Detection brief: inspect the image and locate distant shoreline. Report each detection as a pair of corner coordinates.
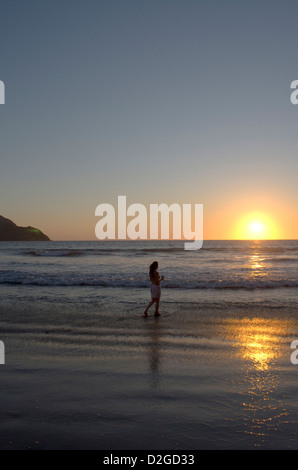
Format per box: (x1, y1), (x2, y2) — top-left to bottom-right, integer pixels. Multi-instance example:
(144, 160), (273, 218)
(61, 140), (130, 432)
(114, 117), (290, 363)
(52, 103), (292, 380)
(0, 215), (50, 242)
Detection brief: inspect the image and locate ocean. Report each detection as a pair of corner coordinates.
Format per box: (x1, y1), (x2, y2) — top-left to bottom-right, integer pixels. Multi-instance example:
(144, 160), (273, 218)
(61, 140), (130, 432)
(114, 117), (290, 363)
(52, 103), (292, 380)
(0, 240), (298, 449)
(1, 239), (298, 304)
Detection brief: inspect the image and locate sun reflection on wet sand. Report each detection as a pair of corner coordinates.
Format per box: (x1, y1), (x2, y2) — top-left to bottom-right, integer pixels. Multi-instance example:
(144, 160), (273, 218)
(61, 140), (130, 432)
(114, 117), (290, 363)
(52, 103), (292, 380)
(225, 317), (282, 371)
(223, 317), (293, 446)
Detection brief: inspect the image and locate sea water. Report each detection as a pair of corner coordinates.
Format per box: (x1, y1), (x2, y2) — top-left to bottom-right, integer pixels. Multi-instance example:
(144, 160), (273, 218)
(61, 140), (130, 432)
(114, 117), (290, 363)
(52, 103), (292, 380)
(0, 240), (298, 449)
(1, 239), (298, 306)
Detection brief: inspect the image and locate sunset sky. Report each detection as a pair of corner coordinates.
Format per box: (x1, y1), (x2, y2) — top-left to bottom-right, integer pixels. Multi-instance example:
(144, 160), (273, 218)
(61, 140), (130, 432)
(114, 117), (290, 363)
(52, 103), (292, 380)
(1, 0), (298, 240)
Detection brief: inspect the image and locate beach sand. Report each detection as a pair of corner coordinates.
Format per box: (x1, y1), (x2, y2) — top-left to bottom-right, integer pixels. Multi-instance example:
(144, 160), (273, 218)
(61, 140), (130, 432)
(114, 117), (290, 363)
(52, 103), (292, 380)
(0, 294), (298, 450)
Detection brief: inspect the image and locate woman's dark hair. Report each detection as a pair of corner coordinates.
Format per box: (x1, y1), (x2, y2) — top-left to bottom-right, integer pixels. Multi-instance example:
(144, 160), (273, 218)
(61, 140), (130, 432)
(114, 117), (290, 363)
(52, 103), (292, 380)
(149, 261), (158, 277)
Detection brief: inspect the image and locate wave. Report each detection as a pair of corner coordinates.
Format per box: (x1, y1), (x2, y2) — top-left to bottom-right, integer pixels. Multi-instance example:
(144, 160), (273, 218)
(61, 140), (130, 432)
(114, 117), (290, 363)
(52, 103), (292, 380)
(22, 249), (298, 265)
(22, 247), (193, 258)
(1, 272), (298, 290)
(26, 250), (84, 257)
(21, 243), (298, 257)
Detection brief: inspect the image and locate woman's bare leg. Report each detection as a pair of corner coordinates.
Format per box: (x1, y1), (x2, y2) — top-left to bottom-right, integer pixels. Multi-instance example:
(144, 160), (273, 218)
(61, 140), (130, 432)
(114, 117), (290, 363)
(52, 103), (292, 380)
(154, 299), (160, 316)
(144, 299), (156, 316)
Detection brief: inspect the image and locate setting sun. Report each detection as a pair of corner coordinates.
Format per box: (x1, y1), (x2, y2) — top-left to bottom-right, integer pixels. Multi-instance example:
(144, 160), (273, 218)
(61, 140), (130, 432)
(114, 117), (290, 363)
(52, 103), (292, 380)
(250, 222), (263, 234)
(234, 212), (279, 240)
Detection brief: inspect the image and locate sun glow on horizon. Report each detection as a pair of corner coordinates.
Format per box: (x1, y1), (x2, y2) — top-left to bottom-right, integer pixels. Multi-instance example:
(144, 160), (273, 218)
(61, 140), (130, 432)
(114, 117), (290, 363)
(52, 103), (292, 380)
(234, 212), (279, 240)
(250, 222), (263, 234)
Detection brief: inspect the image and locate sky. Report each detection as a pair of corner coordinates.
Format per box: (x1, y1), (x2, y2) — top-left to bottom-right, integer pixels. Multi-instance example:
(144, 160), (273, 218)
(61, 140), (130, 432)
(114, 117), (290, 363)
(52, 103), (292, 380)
(0, 0), (298, 240)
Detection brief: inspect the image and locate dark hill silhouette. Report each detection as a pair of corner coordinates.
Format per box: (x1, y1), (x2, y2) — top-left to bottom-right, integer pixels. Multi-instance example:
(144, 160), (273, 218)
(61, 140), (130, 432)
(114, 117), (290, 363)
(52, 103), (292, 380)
(0, 215), (50, 241)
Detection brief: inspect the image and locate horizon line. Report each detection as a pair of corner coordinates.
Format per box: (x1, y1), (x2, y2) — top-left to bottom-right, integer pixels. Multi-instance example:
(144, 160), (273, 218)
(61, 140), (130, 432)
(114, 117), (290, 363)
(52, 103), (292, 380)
(18, 238), (298, 242)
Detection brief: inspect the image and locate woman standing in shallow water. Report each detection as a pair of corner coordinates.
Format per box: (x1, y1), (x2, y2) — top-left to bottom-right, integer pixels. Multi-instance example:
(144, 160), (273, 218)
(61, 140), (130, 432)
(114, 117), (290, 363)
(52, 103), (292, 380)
(143, 261), (164, 317)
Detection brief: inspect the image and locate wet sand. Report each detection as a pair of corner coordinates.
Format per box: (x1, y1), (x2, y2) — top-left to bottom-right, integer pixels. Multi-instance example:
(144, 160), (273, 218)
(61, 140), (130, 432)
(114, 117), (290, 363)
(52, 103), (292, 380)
(0, 299), (298, 449)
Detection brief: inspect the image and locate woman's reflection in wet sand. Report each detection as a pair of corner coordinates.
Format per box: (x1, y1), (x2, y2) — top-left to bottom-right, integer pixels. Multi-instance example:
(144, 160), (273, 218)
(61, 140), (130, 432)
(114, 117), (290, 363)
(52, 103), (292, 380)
(146, 318), (163, 390)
